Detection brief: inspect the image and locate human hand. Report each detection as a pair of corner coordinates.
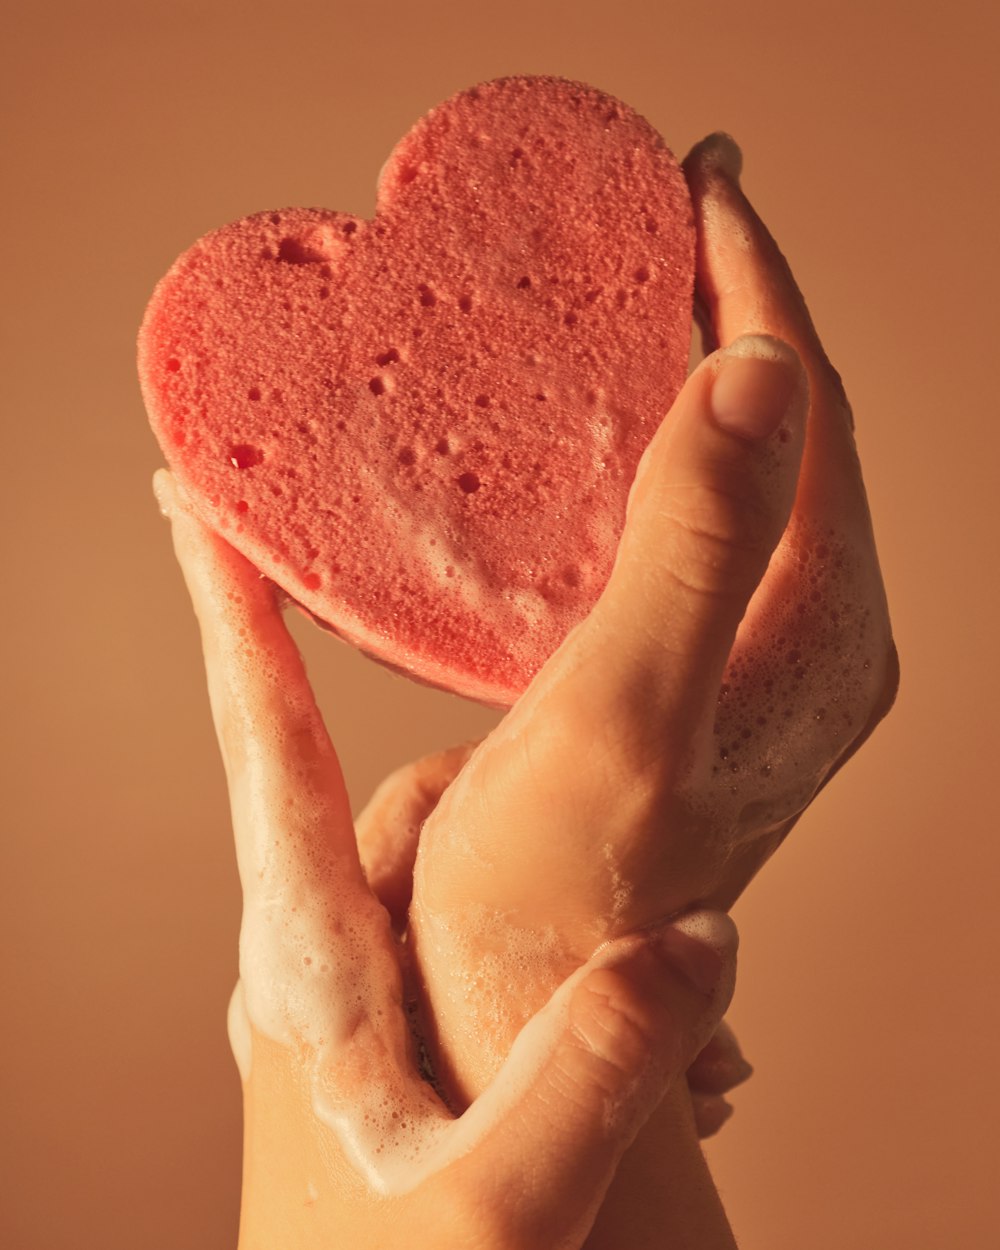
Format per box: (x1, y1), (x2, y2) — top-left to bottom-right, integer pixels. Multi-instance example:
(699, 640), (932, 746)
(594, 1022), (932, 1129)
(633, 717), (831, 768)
(157, 131), (895, 1249)
(355, 741), (754, 1141)
(393, 134), (895, 1246)
(157, 472), (738, 1249)
(408, 130), (897, 1093)
(687, 1020), (754, 1137)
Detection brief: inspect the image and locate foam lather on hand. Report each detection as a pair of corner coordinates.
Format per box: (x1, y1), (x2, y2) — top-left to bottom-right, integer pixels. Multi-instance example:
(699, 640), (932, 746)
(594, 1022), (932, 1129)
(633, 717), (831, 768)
(139, 76), (695, 705)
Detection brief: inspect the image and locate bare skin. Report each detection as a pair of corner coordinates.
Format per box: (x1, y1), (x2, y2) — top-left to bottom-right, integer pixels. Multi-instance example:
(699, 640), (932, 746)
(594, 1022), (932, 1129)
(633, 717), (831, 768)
(355, 742), (753, 1138)
(402, 133), (897, 1246)
(158, 133), (896, 1248)
(159, 477), (742, 1249)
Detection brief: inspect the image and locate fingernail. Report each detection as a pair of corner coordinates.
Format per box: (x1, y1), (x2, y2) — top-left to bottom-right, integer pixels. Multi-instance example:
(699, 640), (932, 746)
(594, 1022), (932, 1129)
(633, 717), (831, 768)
(657, 910), (738, 998)
(710, 334), (803, 441)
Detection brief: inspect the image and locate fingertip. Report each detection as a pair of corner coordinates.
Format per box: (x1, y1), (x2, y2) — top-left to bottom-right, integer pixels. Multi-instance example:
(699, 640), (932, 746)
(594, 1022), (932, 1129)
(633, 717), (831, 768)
(683, 137), (842, 406)
(656, 910), (738, 1004)
(684, 132), (743, 185)
(688, 1020), (754, 1097)
(153, 469), (201, 534)
(695, 1053), (754, 1094)
(152, 467), (176, 519)
(708, 334), (808, 443)
(692, 1094), (734, 1139)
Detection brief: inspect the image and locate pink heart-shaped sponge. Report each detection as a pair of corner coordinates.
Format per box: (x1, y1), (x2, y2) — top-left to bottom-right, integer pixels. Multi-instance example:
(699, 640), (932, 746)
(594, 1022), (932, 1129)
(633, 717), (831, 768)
(139, 77), (695, 706)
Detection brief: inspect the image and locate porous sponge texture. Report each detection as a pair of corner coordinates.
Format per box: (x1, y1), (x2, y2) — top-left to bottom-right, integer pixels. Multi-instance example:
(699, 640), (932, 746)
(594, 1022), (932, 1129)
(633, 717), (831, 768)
(139, 76), (695, 706)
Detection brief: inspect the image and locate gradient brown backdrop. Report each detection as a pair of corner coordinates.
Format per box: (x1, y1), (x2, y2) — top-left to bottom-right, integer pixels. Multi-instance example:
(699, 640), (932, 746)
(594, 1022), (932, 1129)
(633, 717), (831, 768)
(4, 1), (997, 1246)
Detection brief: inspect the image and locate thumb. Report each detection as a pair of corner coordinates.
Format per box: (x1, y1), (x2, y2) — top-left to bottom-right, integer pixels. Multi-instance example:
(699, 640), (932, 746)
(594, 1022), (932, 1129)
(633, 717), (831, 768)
(587, 335), (808, 744)
(469, 911), (738, 1248)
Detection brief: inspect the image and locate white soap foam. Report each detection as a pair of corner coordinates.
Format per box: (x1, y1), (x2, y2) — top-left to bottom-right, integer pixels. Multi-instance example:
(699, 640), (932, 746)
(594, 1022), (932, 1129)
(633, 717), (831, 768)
(210, 443), (889, 1202)
(195, 534), (452, 1184)
(213, 555), (559, 1192)
(308, 934), (644, 1194)
(229, 689), (586, 1196)
(679, 518), (894, 842)
(227, 980), (253, 1082)
(602, 840), (635, 921)
(409, 897), (574, 1082)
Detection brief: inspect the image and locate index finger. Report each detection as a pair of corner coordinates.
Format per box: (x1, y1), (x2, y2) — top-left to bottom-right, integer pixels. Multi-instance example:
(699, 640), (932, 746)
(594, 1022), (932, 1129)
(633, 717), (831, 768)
(683, 134), (850, 417)
(155, 469), (358, 874)
(681, 136), (898, 840)
(416, 142), (896, 950)
(683, 134), (872, 527)
(155, 470), (395, 1056)
(684, 134), (895, 685)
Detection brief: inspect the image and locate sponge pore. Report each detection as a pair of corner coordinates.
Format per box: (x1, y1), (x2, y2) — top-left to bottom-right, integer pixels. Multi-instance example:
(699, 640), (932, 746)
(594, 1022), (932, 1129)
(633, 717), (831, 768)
(139, 76), (695, 706)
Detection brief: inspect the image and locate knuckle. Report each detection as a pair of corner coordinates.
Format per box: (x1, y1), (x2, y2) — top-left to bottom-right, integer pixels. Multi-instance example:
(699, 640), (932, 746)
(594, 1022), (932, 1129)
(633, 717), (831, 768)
(568, 969), (663, 1086)
(665, 479), (779, 568)
(625, 477), (783, 609)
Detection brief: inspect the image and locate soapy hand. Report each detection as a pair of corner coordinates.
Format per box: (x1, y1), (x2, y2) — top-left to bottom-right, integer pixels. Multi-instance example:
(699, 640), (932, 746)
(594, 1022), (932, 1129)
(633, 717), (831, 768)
(355, 739), (753, 1139)
(158, 471), (738, 1249)
(407, 133), (898, 1106)
(158, 133), (895, 1250)
(390, 134), (896, 1245)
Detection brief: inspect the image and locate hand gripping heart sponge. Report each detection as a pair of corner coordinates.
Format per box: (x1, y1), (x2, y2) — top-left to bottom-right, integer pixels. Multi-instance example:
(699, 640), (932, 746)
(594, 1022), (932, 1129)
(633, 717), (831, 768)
(139, 77), (695, 706)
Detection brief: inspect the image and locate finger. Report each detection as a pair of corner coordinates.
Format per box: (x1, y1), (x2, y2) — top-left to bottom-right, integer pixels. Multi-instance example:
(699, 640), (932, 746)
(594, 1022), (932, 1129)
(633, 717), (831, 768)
(692, 1094), (734, 1139)
(414, 339), (807, 946)
(682, 134), (882, 537)
(155, 469), (358, 871)
(686, 1018), (753, 1096)
(463, 911), (737, 1248)
(683, 133), (848, 418)
(155, 471), (395, 1052)
(354, 742), (479, 929)
(682, 137), (898, 776)
(574, 334), (808, 755)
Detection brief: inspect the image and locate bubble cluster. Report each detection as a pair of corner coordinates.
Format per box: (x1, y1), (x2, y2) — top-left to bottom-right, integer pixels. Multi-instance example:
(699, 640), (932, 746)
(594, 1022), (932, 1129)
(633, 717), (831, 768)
(693, 521), (892, 840)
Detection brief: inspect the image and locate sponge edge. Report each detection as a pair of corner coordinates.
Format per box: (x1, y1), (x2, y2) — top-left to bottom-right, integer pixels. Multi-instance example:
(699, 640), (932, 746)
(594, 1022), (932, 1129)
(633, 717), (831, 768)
(139, 76), (695, 706)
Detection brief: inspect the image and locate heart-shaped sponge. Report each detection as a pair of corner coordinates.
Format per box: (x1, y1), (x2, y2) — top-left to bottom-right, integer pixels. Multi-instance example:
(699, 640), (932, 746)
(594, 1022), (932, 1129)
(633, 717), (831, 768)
(139, 77), (695, 706)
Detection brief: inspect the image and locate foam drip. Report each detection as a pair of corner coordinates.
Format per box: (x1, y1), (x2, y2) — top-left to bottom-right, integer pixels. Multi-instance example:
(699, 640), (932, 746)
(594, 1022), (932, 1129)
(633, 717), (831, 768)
(206, 546), (573, 1192)
(307, 936), (639, 1193)
(236, 781), (605, 1195)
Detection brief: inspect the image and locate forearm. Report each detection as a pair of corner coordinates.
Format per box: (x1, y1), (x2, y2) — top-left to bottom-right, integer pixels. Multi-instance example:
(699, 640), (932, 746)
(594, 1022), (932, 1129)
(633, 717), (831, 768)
(238, 999), (736, 1250)
(585, 1083), (736, 1250)
(409, 905), (737, 1250)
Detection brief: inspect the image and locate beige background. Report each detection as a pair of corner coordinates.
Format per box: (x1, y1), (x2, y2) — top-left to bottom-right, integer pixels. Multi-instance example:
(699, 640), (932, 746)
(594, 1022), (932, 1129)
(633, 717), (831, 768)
(4, 1), (998, 1246)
